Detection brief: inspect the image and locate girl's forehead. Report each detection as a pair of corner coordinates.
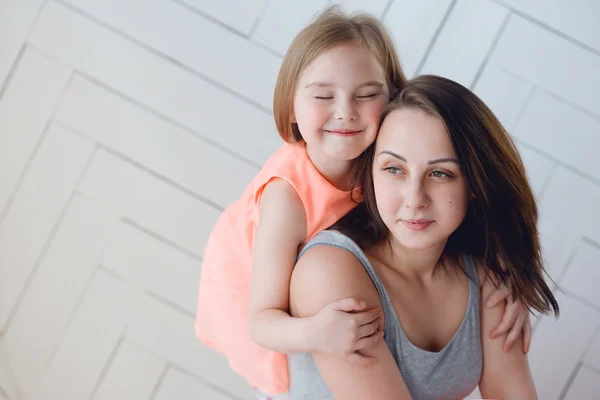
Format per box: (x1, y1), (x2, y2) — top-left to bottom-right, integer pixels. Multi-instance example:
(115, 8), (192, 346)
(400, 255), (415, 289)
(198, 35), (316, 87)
(299, 44), (385, 82)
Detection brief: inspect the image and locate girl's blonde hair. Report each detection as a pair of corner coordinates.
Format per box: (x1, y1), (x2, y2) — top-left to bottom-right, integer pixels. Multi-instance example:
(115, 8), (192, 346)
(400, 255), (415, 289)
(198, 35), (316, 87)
(273, 6), (406, 143)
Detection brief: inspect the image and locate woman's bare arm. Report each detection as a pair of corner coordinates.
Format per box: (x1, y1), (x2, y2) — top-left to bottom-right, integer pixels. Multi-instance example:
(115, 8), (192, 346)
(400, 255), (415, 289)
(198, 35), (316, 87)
(290, 244), (413, 400)
(478, 274), (537, 399)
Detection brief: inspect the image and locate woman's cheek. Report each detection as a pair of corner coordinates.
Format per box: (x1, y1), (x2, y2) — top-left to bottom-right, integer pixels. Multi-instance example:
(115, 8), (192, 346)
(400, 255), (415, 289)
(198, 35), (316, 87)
(376, 190), (400, 223)
(444, 191), (469, 224)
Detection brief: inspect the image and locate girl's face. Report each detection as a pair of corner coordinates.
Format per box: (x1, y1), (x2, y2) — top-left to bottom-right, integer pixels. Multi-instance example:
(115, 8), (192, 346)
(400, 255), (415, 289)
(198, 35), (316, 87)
(372, 108), (471, 251)
(293, 43), (389, 162)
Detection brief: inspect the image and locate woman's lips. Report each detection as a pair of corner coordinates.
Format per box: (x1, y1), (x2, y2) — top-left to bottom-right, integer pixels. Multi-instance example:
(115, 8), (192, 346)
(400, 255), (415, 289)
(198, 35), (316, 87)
(402, 219), (434, 231)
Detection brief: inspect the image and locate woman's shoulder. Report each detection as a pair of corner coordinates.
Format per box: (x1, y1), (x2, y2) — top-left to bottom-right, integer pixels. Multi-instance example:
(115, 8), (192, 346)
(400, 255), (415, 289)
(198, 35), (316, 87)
(470, 257), (502, 291)
(301, 230), (363, 255)
(448, 252), (485, 290)
(290, 231), (381, 317)
(296, 231), (367, 281)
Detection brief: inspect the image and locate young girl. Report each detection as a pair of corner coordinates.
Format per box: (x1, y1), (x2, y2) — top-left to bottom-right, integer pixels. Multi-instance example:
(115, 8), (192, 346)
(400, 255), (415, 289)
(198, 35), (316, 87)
(194, 6), (530, 398)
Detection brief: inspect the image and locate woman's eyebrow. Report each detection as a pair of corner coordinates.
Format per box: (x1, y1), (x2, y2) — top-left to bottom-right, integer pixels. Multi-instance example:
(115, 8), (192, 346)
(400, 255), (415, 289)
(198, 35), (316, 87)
(377, 151), (459, 165)
(428, 158), (460, 165)
(377, 150), (407, 161)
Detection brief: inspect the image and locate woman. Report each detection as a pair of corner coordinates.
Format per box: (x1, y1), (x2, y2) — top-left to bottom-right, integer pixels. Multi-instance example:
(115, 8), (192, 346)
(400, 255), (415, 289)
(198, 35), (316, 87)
(288, 75), (559, 399)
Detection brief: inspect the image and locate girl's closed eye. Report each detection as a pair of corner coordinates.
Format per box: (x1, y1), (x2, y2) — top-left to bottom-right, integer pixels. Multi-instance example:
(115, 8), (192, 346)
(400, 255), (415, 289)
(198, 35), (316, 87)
(357, 92), (382, 99)
(314, 92), (381, 100)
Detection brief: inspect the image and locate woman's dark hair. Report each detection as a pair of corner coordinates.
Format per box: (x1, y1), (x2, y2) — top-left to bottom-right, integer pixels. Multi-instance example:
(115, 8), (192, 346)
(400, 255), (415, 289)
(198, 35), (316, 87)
(335, 75), (559, 316)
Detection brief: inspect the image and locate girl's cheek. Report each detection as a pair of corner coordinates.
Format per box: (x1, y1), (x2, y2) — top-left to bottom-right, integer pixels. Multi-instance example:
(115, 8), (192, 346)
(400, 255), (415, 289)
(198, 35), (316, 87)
(373, 99), (387, 114)
(364, 98), (386, 114)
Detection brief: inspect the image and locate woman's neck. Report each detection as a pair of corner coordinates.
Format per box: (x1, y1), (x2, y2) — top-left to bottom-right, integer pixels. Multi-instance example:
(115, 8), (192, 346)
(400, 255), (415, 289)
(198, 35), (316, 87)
(373, 237), (449, 283)
(305, 144), (355, 191)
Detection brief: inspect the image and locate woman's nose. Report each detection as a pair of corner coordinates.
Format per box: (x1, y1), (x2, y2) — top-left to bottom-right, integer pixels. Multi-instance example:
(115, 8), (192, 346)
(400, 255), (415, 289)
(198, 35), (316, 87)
(404, 180), (429, 210)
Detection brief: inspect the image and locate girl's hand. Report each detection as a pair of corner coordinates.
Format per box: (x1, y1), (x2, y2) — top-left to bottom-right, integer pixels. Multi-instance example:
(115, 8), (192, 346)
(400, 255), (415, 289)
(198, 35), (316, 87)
(486, 286), (532, 354)
(307, 297), (384, 365)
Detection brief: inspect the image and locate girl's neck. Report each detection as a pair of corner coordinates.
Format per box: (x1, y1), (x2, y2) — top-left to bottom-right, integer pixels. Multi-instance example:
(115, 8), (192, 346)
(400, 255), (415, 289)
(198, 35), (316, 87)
(305, 144), (355, 191)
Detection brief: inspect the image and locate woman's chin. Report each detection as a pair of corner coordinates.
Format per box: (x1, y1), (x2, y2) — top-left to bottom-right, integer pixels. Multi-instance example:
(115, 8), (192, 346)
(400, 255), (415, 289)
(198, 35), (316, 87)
(391, 232), (446, 252)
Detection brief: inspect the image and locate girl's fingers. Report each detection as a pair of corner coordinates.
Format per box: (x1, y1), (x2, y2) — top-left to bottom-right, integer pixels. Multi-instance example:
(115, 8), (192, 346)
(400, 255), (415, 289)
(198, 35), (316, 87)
(354, 308), (383, 326)
(354, 330), (384, 351)
(523, 313), (532, 354)
(356, 318), (380, 339)
(486, 286), (510, 308)
(490, 300), (519, 338)
(504, 313), (525, 352)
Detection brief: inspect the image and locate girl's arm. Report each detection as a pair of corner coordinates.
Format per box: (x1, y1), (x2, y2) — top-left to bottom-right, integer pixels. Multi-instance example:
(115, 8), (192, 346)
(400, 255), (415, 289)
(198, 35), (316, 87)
(248, 179), (311, 353)
(249, 179), (382, 356)
(290, 244), (413, 400)
(478, 276), (537, 399)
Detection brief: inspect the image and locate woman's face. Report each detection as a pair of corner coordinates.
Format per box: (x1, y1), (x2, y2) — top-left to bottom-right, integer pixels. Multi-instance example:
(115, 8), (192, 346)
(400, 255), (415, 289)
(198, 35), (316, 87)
(372, 108), (471, 251)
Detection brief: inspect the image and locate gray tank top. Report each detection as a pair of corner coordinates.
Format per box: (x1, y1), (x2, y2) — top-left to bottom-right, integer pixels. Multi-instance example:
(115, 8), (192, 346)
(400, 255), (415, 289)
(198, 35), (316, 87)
(289, 230), (482, 400)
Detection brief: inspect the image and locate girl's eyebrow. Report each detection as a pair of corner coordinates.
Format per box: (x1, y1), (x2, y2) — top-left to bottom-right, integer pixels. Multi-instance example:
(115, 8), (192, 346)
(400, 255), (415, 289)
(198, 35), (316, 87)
(377, 150), (459, 165)
(304, 80), (384, 89)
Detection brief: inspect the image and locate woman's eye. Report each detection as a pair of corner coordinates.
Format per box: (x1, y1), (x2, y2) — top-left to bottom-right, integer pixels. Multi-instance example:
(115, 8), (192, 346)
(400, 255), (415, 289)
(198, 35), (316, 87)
(432, 170), (451, 178)
(314, 96), (333, 100)
(384, 166), (402, 175)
